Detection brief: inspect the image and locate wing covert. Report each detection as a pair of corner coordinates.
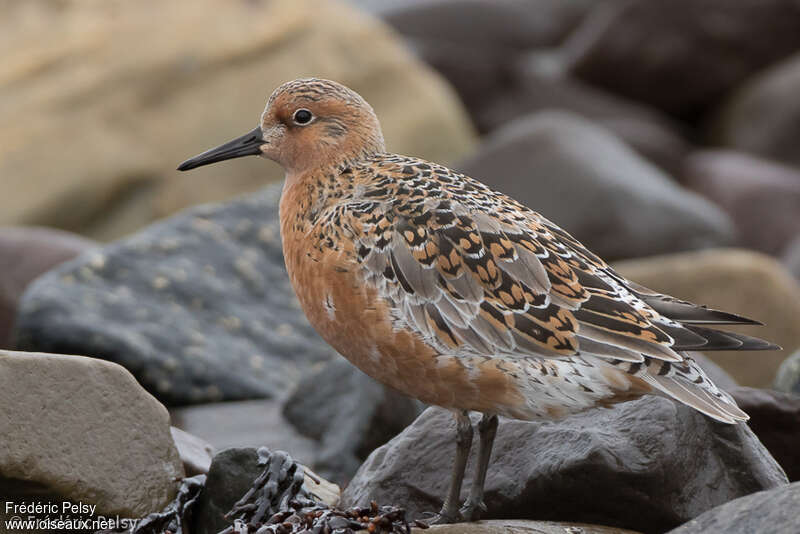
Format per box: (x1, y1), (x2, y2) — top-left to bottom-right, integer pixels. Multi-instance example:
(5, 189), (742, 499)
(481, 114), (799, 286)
(336, 155), (768, 365)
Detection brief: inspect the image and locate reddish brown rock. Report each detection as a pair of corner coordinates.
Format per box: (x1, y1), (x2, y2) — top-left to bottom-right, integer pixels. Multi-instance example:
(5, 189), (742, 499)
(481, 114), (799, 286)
(682, 150), (800, 255)
(0, 226), (96, 347)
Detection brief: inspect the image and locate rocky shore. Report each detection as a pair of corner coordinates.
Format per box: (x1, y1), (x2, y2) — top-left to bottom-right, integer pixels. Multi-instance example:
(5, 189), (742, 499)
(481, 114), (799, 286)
(2, 1), (799, 533)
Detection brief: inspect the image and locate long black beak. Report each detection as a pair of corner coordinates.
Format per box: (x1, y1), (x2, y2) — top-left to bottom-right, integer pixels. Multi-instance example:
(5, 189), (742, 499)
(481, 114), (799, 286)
(177, 126), (264, 171)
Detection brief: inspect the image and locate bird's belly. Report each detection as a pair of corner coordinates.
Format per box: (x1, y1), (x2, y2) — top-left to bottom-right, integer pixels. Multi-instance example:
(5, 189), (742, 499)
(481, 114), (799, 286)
(283, 250), (521, 413)
(284, 249), (648, 419)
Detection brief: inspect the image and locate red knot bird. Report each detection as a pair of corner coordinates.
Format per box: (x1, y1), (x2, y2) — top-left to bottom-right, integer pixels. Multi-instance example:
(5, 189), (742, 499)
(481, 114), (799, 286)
(178, 78), (778, 524)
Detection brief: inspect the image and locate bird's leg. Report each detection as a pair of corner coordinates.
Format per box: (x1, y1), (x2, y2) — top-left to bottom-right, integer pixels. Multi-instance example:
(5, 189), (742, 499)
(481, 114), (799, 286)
(432, 411), (473, 524)
(460, 413), (498, 521)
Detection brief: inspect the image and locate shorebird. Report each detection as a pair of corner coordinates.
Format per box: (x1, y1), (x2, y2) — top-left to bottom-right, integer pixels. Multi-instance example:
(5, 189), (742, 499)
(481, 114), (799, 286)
(178, 78), (778, 524)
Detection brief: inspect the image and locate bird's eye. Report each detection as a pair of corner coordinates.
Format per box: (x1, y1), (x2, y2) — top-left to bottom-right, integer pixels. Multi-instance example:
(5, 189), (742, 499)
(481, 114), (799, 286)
(293, 109), (313, 125)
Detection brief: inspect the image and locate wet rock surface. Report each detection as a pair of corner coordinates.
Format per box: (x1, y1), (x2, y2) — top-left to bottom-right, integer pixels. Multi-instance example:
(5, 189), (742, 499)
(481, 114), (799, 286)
(0, 349), (183, 518)
(14, 184), (336, 405)
(457, 111), (734, 262)
(341, 401), (787, 534)
(283, 358), (423, 485)
(667, 481), (800, 534)
(614, 249), (800, 388)
(171, 398), (319, 465)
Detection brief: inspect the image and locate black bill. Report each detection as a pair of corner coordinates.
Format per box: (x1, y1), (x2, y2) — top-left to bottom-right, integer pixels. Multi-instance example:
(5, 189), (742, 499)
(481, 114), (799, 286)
(177, 126), (263, 171)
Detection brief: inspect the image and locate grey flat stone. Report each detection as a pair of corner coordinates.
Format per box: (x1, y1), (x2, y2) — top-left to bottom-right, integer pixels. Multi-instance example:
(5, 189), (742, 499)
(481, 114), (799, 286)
(14, 184), (337, 405)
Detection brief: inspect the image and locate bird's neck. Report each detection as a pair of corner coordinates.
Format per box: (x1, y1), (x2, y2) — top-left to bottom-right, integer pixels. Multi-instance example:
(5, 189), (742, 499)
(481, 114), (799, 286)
(279, 161), (357, 237)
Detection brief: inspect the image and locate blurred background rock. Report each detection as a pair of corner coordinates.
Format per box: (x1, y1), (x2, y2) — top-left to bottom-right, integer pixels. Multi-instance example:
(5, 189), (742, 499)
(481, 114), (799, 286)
(0, 0), (476, 241)
(2, 0), (800, 527)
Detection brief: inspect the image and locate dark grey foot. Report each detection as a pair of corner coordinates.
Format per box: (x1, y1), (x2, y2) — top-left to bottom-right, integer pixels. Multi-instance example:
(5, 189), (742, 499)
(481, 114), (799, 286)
(424, 508), (464, 525)
(460, 498), (487, 522)
(423, 411), (474, 526)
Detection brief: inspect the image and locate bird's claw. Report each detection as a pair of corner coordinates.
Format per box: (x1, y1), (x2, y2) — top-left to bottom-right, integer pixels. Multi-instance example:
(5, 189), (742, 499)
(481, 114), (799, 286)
(420, 509), (463, 525)
(459, 499), (487, 522)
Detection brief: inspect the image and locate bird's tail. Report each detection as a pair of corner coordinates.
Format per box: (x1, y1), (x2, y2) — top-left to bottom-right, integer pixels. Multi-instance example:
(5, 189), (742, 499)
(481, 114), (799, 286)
(640, 355), (748, 424)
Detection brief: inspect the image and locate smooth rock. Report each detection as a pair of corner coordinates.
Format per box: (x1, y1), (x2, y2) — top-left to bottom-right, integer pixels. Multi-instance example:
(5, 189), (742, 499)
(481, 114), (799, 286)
(667, 481), (800, 534)
(193, 448), (340, 534)
(341, 401), (786, 533)
(711, 51), (800, 167)
(171, 398), (318, 466)
(0, 0), (475, 240)
(385, 0), (588, 50)
(283, 358), (423, 484)
(477, 73), (689, 173)
(171, 426), (214, 477)
(14, 184), (336, 405)
(774, 349), (800, 395)
(193, 448), (260, 534)
(614, 249), (800, 388)
(382, 0), (594, 116)
(457, 111), (735, 261)
(566, 0), (800, 118)
(0, 227), (96, 348)
(415, 520), (641, 534)
(730, 387), (800, 482)
(782, 236), (800, 281)
(0, 350), (183, 518)
(682, 150), (800, 255)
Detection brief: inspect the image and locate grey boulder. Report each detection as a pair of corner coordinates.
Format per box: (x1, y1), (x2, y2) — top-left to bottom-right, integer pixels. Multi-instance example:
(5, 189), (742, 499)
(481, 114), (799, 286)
(567, 0), (800, 118)
(711, 51), (800, 168)
(731, 387), (800, 482)
(0, 350), (183, 518)
(682, 150), (800, 256)
(458, 111), (735, 261)
(667, 481), (800, 534)
(13, 183), (337, 405)
(382, 0), (593, 117)
(283, 358), (423, 484)
(774, 349), (800, 396)
(417, 520), (642, 534)
(782, 236), (800, 281)
(476, 72), (690, 174)
(193, 447), (339, 534)
(341, 398), (787, 533)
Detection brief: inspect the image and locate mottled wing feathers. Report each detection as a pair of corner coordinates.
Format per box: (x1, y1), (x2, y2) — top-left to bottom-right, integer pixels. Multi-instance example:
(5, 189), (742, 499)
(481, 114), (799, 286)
(335, 154), (774, 370)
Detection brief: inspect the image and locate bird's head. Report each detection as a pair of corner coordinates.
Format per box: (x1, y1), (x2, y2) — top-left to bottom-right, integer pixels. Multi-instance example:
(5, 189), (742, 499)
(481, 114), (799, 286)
(177, 78), (385, 175)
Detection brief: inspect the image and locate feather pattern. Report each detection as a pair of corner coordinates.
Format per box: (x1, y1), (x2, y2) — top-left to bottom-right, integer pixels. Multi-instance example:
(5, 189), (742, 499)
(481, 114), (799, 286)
(186, 78), (776, 430)
(300, 153), (775, 423)
(334, 155), (772, 365)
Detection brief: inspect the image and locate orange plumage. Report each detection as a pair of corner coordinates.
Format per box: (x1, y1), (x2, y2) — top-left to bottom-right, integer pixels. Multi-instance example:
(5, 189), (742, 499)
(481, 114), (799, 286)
(178, 78), (778, 523)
